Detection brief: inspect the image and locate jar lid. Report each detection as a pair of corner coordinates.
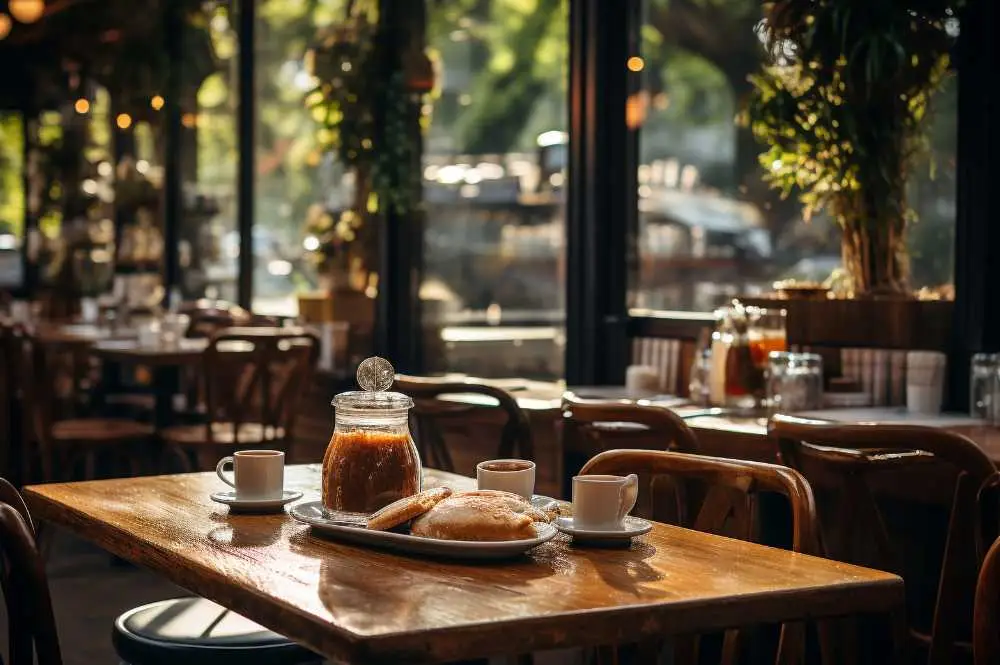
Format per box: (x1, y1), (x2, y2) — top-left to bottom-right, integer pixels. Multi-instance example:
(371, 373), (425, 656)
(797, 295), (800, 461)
(332, 356), (413, 412)
(333, 390), (413, 411)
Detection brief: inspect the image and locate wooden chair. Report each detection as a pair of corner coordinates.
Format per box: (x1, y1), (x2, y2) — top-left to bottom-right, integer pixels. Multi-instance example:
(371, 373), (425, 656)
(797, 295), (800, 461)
(19, 329), (153, 482)
(975, 536), (1000, 665)
(0, 476), (62, 665)
(392, 375), (534, 473)
(770, 414), (1000, 665)
(972, 538), (1000, 665)
(0, 477), (320, 665)
(561, 396), (700, 499)
(580, 448), (820, 665)
(160, 327), (319, 470)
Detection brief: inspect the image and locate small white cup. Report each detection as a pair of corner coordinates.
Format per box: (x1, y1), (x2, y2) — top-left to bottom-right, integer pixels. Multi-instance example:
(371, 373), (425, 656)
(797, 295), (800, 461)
(80, 297), (99, 324)
(907, 383), (943, 415)
(625, 365), (660, 396)
(216, 450), (285, 500)
(476, 459), (536, 499)
(572, 474), (639, 530)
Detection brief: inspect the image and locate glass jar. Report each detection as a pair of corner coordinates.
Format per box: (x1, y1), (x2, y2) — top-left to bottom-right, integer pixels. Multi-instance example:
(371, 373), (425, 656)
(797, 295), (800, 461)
(767, 352), (823, 413)
(708, 307), (732, 406)
(322, 390), (421, 513)
(970, 353), (999, 421)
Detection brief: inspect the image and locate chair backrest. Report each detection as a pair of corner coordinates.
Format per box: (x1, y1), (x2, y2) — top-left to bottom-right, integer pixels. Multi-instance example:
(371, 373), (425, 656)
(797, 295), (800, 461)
(0, 477), (62, 665)
(202, 327), (319, 445)
(392, 375), (533, 473)
(975, 536), (1000, 665)
(17, 330), (93, 448)
(562, 396), (700, 499)
(770, 414), (1000, 665)
(580, 449), (818, 664)
(631, 337), (698, 396)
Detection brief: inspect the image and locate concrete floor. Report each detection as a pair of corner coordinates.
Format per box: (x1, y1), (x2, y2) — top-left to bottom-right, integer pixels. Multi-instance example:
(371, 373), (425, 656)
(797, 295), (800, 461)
(1, 529), (184, 665)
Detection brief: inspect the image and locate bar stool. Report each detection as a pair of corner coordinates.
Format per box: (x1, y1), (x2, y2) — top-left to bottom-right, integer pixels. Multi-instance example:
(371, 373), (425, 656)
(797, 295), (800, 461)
(112, 597), (321, 665)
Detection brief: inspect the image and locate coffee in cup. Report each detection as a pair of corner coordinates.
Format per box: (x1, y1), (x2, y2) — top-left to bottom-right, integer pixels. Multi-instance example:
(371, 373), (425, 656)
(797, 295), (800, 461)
(572, 474), (639, 530)
(476, 459), (536, 499)
(216, 450), (285, 500)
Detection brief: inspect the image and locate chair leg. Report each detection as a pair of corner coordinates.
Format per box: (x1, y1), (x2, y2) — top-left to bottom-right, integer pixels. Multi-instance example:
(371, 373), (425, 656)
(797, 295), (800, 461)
(35, 519), (55, 563)
(83, 451), (97, 480)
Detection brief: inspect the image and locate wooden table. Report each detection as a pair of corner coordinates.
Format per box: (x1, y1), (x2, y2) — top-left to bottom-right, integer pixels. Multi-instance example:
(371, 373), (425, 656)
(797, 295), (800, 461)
(91, 338), (209, 366)
(91, 339), (209, 427)
(25, 466), (904, 664)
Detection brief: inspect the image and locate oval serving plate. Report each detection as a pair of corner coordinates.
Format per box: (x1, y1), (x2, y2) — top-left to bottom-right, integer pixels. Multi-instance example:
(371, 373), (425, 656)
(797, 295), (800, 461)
(290, 501), (558, 560)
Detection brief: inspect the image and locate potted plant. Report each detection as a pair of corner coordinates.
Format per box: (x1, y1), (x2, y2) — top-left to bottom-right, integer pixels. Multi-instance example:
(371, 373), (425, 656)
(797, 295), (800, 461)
(743, 0), (960, 296)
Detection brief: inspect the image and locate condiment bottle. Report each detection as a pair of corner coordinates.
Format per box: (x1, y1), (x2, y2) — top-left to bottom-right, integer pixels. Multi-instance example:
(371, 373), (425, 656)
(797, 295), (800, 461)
(322, 357), (421, 513)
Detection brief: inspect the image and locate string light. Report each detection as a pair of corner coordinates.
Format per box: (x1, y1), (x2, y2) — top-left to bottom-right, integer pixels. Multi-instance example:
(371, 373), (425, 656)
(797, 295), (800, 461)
(150, 95), (164, 110)
(0, 14), (12, 40)
(116, 113), (132, 130)
(9, 0), (45, 24)
(74, 98), (90, 114)
(626, 56), (645, 72)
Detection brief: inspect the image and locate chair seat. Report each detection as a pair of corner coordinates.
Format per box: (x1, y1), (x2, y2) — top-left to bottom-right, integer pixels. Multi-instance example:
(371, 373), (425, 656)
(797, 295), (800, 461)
(105, 393), (157, 411)
(52, 418), (154, 442)
(113, 597), (320, 665)
(160, 422), (286, 447)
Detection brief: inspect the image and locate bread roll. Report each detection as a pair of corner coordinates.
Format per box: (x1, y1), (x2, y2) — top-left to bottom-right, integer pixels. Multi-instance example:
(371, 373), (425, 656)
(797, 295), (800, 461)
(366, 487), (453, 531)
(410, 491), (543, 541)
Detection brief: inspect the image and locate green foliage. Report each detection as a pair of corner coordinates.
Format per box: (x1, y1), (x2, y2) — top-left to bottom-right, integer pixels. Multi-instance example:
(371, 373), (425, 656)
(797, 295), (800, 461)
(742, 0), (961, 292)
(305, 0), (421, 217)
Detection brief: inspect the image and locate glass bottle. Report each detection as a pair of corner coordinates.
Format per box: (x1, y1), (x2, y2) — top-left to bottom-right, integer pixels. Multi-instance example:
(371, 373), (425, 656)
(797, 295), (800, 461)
(970, 353), (999, 421)
(322, 358), (421, 513)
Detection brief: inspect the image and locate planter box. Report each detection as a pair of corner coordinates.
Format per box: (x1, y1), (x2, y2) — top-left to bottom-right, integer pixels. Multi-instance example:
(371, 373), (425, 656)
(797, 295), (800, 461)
(743, 297), (953, 351)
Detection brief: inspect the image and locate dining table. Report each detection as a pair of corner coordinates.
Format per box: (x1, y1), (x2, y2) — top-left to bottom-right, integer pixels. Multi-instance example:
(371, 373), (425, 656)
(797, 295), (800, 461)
(91, 338), (209, 427)
(24, 465), (905, 664)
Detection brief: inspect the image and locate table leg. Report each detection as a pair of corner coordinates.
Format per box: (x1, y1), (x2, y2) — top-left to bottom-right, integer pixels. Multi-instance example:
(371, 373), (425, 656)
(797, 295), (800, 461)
(152, 367), (181, 429)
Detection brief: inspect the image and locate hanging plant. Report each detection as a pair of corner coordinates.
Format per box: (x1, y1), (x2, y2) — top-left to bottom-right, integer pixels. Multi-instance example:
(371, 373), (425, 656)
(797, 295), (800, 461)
(302, 0), (429, 284)
(742, 0), (960, 296)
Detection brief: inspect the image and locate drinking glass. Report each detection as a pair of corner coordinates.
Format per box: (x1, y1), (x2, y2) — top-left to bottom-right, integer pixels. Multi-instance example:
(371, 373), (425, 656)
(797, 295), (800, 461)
(748, 308), (788, 368)
(688, 348), (712, 406)
(970, 353), (999, 421)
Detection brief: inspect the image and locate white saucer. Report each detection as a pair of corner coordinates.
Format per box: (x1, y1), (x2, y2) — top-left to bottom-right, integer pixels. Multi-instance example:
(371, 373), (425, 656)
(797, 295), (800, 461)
(554, 515), (652, 544)
(210, 490), (304, 513)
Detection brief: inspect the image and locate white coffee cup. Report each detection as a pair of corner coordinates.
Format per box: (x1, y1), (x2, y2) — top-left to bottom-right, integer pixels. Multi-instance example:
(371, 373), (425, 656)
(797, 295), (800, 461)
(476, 459), (536, 499)
(572, 474), (639, 530)
(216, 450), (285, 500)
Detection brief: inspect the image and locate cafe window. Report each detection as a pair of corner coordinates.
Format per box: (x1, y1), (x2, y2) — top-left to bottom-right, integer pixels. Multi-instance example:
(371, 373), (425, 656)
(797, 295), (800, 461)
(632, 0), (958, 313)
(184, 0), (240, 302)
(0, 113), (24, 288)
(421, 0), (569, 379)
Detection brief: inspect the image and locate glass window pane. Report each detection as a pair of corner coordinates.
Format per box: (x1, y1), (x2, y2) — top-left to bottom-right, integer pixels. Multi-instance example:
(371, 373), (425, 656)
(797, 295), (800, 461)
(634, 0), (957, 312)
(422, 0), (568, 379)
(253, 0), (341, 317)
(0, 113), (25, 288)
(183, 0), (239, 302)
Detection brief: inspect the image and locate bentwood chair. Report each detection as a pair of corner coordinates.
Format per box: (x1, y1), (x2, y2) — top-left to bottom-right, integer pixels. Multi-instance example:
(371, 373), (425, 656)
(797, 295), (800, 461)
(561, 396), (700, 501)
(392, 375), (534, 473)
(579, 449), (821, 665)
(771, 414), (1000, 665)
(975, 536), (1000, 665)
(19, 328), (153, 482)
(160, 327), (319, 470)
(0, 476), (320, 665)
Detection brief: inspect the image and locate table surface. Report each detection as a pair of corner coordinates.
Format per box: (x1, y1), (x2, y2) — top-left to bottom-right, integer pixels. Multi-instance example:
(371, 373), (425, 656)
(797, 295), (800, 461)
(90, 338), (209, 365)
(25, 466), (903, 664)
(449, 382), (1000, 464)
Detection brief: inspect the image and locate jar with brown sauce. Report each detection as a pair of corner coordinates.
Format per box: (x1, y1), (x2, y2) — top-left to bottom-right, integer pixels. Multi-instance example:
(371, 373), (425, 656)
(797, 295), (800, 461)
(322, 358), (421, 513)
